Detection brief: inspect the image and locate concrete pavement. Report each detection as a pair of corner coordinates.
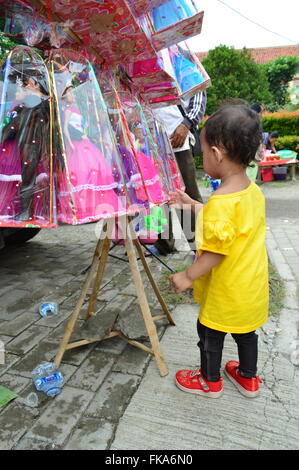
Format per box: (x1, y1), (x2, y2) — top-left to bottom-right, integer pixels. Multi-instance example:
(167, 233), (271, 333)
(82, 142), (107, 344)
(110, 180), (299, 451)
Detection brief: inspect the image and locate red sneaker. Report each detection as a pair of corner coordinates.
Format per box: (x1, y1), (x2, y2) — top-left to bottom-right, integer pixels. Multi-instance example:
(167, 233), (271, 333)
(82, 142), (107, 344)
(225, 361), (262, 398)
(175, 368), (223, 398)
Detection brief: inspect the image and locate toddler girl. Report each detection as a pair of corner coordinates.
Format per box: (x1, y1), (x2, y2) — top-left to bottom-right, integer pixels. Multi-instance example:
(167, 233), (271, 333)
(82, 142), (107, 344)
(170, 105), (269, 398)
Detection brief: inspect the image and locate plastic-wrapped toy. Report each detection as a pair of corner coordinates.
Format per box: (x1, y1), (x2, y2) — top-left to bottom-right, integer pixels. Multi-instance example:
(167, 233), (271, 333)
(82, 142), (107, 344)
(126, 55), (176, 87)
(149, 0), (204, 50)
(2, 1), (74, 49)
(132, 205), (168, 244)
(205, 175), (221, 192)
(104, 89), (168, 208)
(144, 206), (168, 233)
(49, 51), (127, 224)
(0, 46), (56, 228)
(144, 108), (184, 193)
(167, 43), (211, 98)
(125, 53), (181, 107)
(151, 0), (199, 31)
(39, 0), (156, 64)
(127, 0), (170, 17)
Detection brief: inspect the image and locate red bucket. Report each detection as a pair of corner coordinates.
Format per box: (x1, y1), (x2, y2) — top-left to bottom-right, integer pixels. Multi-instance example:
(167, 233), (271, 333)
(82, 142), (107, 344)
(261, 167), (273, 182)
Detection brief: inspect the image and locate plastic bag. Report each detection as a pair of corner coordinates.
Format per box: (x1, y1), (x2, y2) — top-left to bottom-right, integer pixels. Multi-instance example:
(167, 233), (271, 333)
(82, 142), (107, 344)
(0, 46), (56, 228)
(167, 43), (211, 98)
(49, 50), (128, 224)
(151, 0), (200, 32)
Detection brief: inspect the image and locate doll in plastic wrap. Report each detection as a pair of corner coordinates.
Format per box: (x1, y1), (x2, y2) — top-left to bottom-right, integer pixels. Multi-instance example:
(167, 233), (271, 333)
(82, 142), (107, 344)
(147, 114), (184, 193)
(0, 72), (51, 223)
(0, 84), (25, 219)
(151, 0), (198, 31)
(106, 93), (166, 208)
(121, 120), (166, 204)
(169, 44), (204, 95)
(57, 86), (123, 224)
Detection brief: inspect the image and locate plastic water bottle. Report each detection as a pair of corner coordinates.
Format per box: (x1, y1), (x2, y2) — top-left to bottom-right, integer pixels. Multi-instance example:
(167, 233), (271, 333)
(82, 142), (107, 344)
(32, 362), (64, 397)
(39, 302), (58, 318)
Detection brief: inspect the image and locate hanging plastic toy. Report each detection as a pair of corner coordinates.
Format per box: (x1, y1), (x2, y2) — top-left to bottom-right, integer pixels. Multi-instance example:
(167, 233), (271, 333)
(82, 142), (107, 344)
(144, 206), (168, 232)
(151, 0), (198, 32)
(49, 50), (129, 224)
(104, 89), (168, 209)
(0, 45), (56, 228)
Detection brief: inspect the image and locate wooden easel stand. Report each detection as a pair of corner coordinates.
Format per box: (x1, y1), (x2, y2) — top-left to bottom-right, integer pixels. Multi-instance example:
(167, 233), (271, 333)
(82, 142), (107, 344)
(54, 217), (175, 376)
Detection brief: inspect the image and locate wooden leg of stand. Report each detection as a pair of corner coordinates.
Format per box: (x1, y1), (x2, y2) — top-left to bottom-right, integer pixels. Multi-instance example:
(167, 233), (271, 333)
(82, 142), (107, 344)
(54, 238), (104, 367)
(133, 238), (175, 326)
(86, 236), (111, 319)
(125, 233), (168, 377)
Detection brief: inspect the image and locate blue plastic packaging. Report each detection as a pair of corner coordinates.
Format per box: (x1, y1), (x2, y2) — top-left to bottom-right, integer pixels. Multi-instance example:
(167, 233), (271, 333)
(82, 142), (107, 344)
(151, 0), (197, 32)
(209, 177), (221, 192)
(170, 47), (204, 94)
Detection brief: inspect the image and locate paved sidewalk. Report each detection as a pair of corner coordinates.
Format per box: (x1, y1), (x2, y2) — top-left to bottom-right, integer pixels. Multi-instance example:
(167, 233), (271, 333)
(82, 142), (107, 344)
(110, 181), (299, 450)
(0, 221), (193, 450)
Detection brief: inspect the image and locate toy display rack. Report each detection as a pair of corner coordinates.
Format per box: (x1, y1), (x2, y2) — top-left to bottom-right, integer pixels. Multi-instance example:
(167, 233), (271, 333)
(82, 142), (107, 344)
(54, 216), (175, 377)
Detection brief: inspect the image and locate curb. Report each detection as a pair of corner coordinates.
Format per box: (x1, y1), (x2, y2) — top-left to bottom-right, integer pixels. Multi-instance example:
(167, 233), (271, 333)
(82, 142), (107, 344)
(266, 228), (299, 365)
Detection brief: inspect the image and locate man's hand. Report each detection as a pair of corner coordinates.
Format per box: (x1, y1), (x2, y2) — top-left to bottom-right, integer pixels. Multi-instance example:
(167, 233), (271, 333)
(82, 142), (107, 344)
(170, 123), (189, 149)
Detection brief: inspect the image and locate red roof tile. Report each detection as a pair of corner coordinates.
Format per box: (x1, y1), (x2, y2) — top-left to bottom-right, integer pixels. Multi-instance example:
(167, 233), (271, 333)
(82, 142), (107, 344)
(196, 45), (299, 64)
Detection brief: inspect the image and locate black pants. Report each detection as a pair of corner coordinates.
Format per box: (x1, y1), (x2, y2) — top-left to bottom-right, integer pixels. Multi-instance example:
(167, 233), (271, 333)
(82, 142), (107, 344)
(155, 148), (202, 254)
(197, 321), (258, 382)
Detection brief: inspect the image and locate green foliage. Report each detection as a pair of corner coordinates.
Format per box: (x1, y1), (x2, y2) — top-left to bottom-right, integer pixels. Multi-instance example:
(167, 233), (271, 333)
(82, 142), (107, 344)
(262, 112), (299, 136)
(262, 111), (299, 167)
(0, 32), (17, 63)
(194, 155), (203, 169)
(275, 135), (299, 153)
(202, 45), (272, 115)
(262, 56), (299, 109)
(284, 103), (299, 112)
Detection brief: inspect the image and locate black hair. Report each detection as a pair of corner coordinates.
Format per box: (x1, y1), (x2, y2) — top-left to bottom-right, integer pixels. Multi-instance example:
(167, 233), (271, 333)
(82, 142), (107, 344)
(250, 103), (262, 114)
(203, 105), (262, 166)
(62, 85), (74, 97)
(269, 131), (279, 138)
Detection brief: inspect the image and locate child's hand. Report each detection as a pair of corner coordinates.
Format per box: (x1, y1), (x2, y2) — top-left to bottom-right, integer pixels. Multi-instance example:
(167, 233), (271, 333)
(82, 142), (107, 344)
(170, 270), (193, 294)
(168, 190), (195, 210)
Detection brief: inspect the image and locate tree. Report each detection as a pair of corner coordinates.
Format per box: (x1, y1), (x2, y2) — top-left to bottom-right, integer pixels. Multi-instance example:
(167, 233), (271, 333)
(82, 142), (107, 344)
(261, 56), (299, 111)
(0, 32), (18, 62)
(202, 45), (273, 115)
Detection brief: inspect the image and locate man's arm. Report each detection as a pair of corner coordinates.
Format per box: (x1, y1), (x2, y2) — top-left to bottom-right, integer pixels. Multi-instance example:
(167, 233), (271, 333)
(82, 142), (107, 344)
(170, 90), (207, 148)
(181, 89), (207, 131)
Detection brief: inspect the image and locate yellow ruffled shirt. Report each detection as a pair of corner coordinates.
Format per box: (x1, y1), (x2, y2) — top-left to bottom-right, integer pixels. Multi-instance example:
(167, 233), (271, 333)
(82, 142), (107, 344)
(194, 182), (269, 333)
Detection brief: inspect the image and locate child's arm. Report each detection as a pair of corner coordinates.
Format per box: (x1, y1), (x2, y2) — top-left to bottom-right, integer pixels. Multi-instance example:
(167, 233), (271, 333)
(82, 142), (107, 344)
(168, 189), (204, 216)
(170, 251), (224, 294)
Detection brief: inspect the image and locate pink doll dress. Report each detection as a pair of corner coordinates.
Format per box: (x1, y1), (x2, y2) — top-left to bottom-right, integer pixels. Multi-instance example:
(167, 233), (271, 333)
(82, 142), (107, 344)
(0, 139), (22, 219)
(57, 107), (123, 224)
(134, 149), (166, 203)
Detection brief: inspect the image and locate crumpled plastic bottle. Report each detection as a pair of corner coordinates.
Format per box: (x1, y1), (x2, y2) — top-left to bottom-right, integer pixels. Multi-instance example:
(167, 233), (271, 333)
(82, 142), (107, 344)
(39, 302), (58, 318)
(31, 362), (64, 397)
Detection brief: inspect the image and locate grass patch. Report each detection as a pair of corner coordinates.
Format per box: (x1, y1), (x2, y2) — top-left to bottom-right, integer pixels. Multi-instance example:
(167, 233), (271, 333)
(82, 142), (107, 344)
(159, 260), (286, 316)
(159, 264), (194, 305)
(268, 260), (286, 316)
